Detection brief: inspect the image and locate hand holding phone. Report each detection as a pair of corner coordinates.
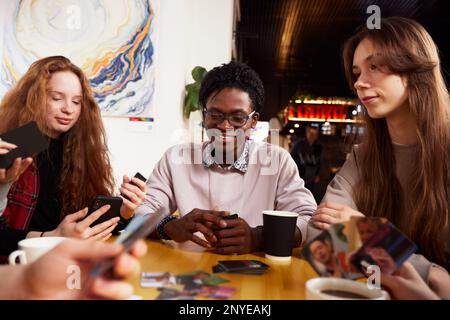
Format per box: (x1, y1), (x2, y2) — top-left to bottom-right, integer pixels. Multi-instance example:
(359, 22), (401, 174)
(0, 121), (48, 169)
(87, 196), (123, 227)
(121, 172), (147, 202)
(91, 211), (164, 278)
(212, 213), (239, 230)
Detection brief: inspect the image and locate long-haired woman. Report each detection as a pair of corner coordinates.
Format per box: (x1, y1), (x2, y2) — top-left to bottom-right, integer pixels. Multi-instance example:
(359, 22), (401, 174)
(0, 56), (145, 254)
(310, 17), (450, 298)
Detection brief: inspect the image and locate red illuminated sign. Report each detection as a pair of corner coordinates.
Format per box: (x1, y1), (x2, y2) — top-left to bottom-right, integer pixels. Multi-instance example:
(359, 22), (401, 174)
(287, 105), (349, 120)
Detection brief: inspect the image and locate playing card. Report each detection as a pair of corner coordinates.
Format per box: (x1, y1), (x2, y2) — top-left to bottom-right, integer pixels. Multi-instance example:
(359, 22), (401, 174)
(197, 285), (236, 299)
(155, 287), (197, 300)
(301, 217), (417, 279)
(349, 217), (417, 275)
(140, 272), (174, 287)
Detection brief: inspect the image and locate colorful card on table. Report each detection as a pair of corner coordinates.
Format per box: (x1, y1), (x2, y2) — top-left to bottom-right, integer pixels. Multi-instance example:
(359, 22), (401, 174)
(176, 270), (229, 288)
(197, 285), (236, 299)
(155, 287), (197, 300)
(301, 217), (417, 279)
(140, 272), (175, 288)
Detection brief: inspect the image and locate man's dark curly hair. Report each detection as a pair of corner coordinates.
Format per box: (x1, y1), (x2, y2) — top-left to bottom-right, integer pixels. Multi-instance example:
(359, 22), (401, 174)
(199, 61), (264, 113)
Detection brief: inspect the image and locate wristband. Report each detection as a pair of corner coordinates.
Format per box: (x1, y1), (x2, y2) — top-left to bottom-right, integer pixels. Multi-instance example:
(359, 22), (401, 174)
(156, 215), (177, 240)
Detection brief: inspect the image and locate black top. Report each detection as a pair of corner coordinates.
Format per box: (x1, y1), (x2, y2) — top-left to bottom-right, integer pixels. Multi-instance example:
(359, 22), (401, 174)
(290, 138), (322, 182)
(0, 216), (28, 256)
(29, 138), (64, 232)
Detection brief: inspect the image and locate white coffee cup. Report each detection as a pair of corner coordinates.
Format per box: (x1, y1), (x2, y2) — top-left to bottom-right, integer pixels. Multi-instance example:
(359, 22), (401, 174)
(8, 237), (67, 265)
(305, 278), (390, 300)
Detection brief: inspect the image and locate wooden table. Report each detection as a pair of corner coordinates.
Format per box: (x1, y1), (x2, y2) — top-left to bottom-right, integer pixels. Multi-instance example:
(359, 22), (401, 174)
(129, 239), (320, 300)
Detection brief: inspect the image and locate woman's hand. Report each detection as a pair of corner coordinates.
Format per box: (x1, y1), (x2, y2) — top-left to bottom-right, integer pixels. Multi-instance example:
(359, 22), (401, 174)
(311, 202), (364, 230)
(119, 175), (146, 220)
(0, 140), (33, 184)
(381, 262), (440, 300)
(49, 205), (119, 241)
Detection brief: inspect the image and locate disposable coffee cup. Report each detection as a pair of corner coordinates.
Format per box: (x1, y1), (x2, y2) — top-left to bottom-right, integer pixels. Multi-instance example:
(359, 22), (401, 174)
(262, 210), (299, 262)
(9, 237), (66, 265)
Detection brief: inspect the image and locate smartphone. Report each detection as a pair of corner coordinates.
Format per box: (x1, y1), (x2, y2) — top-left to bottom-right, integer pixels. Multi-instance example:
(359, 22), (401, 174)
(212, 213), (239, 230)
(91, 211), (164, 278)
(87, 196), (123, 227)
(0, 121), (48, 169)
(121, 172), (147, 201)
(224, 213), (239, 221)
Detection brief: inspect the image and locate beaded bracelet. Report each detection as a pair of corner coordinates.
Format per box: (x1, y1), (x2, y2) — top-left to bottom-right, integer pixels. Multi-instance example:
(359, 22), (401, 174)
(156, 215), (177, 240)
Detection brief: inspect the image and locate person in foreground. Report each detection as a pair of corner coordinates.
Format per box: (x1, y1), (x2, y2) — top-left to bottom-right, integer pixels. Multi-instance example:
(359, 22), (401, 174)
(0, 238), (147, 300)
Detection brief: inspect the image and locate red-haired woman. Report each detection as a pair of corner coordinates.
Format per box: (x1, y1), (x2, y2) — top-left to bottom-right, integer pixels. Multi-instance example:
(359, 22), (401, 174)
(0, 56), (146, 254)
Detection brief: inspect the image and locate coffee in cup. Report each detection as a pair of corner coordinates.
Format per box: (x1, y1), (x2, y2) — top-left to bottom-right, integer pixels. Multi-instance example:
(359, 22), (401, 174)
(306, 277), (390, 300)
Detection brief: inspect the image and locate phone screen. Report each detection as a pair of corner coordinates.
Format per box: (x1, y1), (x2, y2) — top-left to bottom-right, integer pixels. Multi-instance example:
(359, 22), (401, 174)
(91, 211), (164, 278)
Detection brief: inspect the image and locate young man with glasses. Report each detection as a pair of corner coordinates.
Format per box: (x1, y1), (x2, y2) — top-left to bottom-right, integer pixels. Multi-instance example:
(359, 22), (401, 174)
(136, 62), (317, 254)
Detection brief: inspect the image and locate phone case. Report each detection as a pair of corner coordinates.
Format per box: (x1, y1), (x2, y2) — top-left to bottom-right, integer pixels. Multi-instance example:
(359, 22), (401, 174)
(0, 121), (48, 169)
(122, 172), (147, 201)
(87, 196), (123, 227)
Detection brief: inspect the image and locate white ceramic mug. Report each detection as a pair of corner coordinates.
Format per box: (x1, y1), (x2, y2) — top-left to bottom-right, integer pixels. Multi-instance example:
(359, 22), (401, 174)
(305, 277), (390, 300)
(8, 237), (67, 265)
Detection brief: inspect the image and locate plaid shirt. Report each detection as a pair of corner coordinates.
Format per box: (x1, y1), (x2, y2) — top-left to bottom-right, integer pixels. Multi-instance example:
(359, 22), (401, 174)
(1, 164), (39, 231)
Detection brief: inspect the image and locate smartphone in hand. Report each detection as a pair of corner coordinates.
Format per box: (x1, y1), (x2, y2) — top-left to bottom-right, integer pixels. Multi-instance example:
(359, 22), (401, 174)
(0, 121), (48, 169)
(91, 211), (164, 278)
(121, 172), (147, 202)
(87, 196), (123, 227)
(212, 213), (239, 231)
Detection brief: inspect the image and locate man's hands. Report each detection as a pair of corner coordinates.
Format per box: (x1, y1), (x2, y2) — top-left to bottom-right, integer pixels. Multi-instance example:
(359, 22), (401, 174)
(213, 219), (262, 254)
(164, 209), (264, 254)
(119, 175), (146, 220)
(163, 209), (228, 247)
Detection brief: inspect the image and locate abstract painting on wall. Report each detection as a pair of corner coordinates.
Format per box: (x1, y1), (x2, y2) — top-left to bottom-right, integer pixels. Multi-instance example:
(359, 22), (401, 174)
(0, 0), (157, 117)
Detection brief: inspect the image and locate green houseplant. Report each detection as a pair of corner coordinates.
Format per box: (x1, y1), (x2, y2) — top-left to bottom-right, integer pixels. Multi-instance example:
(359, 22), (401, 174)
(183, 66), (207, 119)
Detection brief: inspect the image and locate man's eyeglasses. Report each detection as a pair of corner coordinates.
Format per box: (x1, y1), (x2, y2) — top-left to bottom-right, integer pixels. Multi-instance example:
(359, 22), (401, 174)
(203, 109), (256, 127)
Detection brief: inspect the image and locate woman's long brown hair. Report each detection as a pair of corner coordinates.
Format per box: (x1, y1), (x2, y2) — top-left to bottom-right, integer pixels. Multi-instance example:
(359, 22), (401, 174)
(343, 17), (450, 265)
(0, 56), (115, 216)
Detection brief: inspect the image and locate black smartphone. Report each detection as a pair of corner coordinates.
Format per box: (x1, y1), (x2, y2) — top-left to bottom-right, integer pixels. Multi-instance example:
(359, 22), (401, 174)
(212, 213), (239, 231)
(224, 214), (239, 221)
(0, 121), (48, 169)
(91, 212), (164, 278)
(87, 196), (123, 227)
(121, 172), (147, 201)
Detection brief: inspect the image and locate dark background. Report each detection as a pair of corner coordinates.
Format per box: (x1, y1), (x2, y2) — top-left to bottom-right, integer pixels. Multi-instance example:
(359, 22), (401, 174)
(236, 0), (450, 120)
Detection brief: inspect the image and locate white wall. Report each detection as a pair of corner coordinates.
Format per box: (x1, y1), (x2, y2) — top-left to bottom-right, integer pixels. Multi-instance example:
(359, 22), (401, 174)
(103, 0), (234, 184)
